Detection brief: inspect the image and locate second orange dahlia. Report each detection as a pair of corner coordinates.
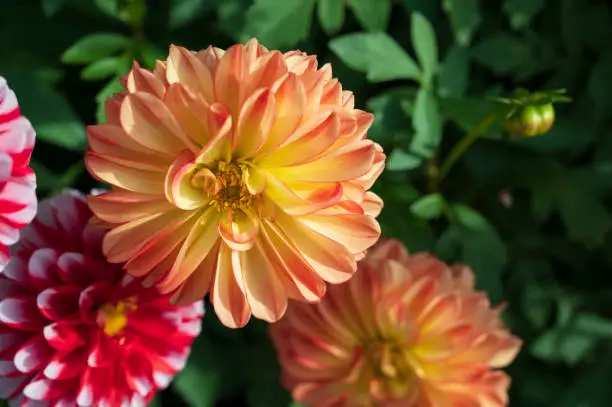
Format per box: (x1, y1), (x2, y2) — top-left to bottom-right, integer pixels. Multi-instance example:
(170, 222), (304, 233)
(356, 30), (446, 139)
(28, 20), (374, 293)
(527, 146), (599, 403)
(85, 38), (384, 328)
(270, 239), (522, 407)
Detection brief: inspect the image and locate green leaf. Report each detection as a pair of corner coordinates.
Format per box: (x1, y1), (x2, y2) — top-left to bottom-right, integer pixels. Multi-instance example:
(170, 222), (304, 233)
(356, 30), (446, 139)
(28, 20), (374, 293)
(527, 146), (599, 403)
(520, 280), (554, 329)
(442, 0), (481, 46)
(28, 160), (64, 195)
(4, 72), (86, 151)
(347, 0), (391, 32)
(470, 33), (531, 74)
(81, 57), (121, 81)
(530, 328), (597, 365)
(556, 352), (612, 407)
(387, 148), (423, 171)
(366, 89), (414, 143)
(42, 0), (66, 16)
(452, 204), (507, 301)
(574, 313), (612, 338)
(173, 335), (221, 407)
(289, 403), (307, 407)
(589, 49), (612, 120)
(29, 160), (84, 197)
(503, 0), (545, 30)
(329, 33), (421, 82)
(61, 33), (131, 65)
(170, 0), (207, 29)
(410, 87), (441, 158)
(246, 384), (290, 407)
(245, 0), (316, 49)
(410, 193), (445, 220)
(96, 77), (124, 124)
(411, 12), (438, 85)
(140, 42), (167, 70)
(438, 45), (469, 98)
(531, 178), (558, 222)
(557, 181), (612, 247)
(94, 0), (119, 16)
(147, 395), (162, 407)
(317, 0), (345, 35)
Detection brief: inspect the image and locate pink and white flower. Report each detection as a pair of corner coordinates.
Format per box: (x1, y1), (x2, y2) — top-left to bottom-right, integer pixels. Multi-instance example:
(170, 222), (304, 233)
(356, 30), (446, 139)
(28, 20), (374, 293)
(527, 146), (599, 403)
(0, 76), (37, 270)
(0, 190), (204, 407)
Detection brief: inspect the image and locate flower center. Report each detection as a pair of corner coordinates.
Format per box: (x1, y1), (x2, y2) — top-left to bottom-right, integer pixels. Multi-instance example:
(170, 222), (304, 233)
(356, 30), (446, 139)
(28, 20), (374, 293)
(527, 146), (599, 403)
(97, 297), (138, 337)
(360, 338), (414, 399)
(191, 161), (254, 211)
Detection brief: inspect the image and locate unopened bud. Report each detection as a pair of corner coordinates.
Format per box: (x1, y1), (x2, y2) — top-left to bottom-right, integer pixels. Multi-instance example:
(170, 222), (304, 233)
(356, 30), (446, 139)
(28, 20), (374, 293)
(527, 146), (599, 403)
(504, 103), (555, 137)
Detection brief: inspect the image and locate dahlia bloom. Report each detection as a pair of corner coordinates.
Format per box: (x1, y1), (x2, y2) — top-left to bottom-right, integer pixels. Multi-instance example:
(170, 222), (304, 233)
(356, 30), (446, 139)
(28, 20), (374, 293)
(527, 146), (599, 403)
(0, 191), (204, 407)
(0, 76), (37, 270)
(85, 38), (385, 328)
(270, 239), (522, 407)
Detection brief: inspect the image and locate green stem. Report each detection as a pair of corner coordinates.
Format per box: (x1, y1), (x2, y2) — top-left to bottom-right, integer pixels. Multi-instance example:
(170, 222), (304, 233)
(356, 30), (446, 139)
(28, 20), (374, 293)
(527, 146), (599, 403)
(437, 107), (507, 181)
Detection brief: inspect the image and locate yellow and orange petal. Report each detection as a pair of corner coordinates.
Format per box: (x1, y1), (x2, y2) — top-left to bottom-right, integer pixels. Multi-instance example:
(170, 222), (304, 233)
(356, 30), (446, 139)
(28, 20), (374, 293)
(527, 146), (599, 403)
(269, 239), (522, 407)
(85, 38), (385, 328)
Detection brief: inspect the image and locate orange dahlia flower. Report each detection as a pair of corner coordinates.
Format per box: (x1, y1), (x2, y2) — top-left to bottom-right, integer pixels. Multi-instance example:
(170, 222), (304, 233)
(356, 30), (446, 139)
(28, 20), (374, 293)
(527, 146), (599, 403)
(85, 39), (384, 328)
(270, 239), (522, 407)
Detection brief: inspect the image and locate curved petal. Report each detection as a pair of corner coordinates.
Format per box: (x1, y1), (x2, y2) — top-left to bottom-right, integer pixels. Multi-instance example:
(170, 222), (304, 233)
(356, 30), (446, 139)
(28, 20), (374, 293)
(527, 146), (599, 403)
(85, 152), (166, 194)
(244, 165), (267, 195)
(245, 51), (288, 96)
(235, 241), (287, 322)
(126, 62), (166, 98)
(256, 73), (306, 158)
(167, 45), (214, 103)
(124, 209), (200, 278)
(214, 44), (248, 116)
(260, 111), (340, 168)
(270, 140), (375, 183)
(88, 190), (173, 224)
(157, 208), (221, 293)
(170, 241), (220, 306)
(235, 88), (275, 158)
(264, 174), (341, 215)
(218, 209), (259, 252)
(120, 92), (196, 154)
(259, 221), (326, 302)
(275, 211), (356, 284)
(165, 150), (208, 210)
(194, 106), (233, 165)
(298, 213), (381, 254)
(102, 209), (194, 263)
(164, 84), (211, 147)
(211, 243), (251, 328)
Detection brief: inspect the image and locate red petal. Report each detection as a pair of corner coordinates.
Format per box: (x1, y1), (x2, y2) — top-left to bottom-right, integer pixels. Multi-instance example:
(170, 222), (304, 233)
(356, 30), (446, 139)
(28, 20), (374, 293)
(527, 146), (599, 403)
(43, 347), (88, 380)
(36, 286), (81, 321)
(0, 296), (48, 331)
(27, 248), (61, 290)
(14, 333), (54, 373)
(43, 321), (87, 353)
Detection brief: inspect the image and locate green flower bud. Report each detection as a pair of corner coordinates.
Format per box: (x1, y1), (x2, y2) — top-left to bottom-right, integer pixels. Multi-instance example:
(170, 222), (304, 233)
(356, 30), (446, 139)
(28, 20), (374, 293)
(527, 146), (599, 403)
(504, 103), (556, 137)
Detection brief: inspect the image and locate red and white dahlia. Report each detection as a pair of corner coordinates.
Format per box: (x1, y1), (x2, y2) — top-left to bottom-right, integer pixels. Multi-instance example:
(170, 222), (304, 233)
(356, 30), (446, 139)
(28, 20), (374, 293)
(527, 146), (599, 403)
(0, 190), (204, 407)
(0, 76), (37, 270)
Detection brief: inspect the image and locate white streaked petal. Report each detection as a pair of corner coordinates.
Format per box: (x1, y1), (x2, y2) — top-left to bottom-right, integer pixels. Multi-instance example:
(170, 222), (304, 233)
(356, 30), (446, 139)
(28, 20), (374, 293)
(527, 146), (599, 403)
(14, 334), (53, 373)
(23, 377), (52, 400)
(76, 384), (93, 407)
(153, 371), (172, 389)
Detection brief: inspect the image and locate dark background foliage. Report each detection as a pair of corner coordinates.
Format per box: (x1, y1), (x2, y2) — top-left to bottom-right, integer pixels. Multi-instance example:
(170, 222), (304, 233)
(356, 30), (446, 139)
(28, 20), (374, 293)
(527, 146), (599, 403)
(2, 0), (612, 406)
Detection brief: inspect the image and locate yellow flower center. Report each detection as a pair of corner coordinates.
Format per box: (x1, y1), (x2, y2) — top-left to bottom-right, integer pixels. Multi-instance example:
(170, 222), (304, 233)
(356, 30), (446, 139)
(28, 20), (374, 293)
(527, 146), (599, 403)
(97, 297), (138, 337)
(191, 161), (254, 211)
(359, 338), (415, 399)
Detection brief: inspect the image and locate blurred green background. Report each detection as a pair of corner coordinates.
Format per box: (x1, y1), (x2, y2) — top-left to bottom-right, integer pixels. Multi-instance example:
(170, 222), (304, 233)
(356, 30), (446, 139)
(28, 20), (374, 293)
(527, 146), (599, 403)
(3, 0), (612, 406)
